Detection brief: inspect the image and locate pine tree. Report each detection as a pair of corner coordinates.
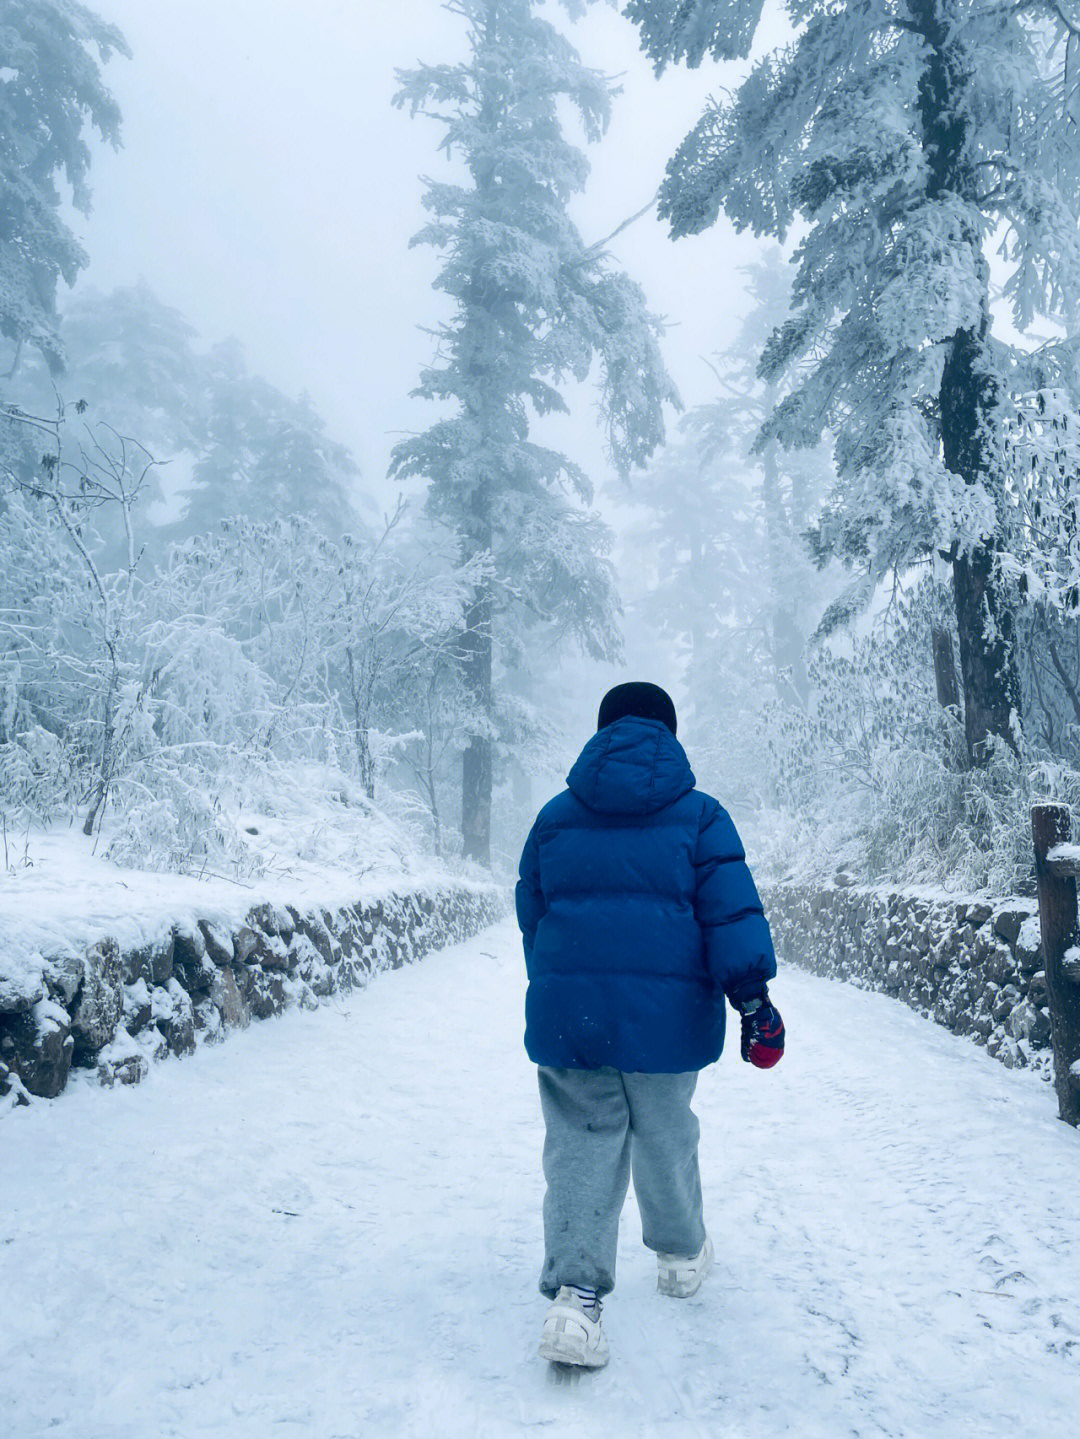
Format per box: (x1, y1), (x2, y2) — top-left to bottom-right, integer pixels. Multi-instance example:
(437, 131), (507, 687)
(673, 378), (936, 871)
(174, 338), (359, 541)
(392, 0), (678, 865)
(0, 0), (129, 376)
(57, 281), (205, 456)
(8, 290), (360, 555)
(7, 281), (205, 539)
(625, 0), (1080, 766)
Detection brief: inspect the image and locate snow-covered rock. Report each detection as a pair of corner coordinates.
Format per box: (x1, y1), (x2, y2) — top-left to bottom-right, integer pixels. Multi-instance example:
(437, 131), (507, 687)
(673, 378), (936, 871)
(0, 998), (73, 1097)
(122, 976), (153, 1034)
(208, 967), (249, 1029)
(0, 1059), (30, 1111)
(1014, 915), (1044, 974)
(151, 979), (195, 1057)
(193, 996), (225, 1044)
(1, 843), (505, 1108)
(171, 920), (216, 993)
(70, 939), (123, 1059)
(0, 957), (45, 1015)
(43, 949), (85, 1007)
(762, 882), (1049, 1080)
(96, 1027), (149, 1087)
(198, 920), (235, 967)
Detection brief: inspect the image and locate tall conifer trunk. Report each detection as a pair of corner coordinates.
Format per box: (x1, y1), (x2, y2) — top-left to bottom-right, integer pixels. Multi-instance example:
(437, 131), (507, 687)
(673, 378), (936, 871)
(915, 0), (1021, 764)
(394, 0), (674, 870)
(760, 384), (808, 708)
(940, 320), (1021, 759)
(458, 6), (498, 867)
(460, 579), (493, 865)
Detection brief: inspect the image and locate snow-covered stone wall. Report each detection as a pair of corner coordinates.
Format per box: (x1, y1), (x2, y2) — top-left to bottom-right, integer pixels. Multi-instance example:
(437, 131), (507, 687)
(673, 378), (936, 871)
(1, 884), (506, 1108)
(762, 883), (1051, 1076)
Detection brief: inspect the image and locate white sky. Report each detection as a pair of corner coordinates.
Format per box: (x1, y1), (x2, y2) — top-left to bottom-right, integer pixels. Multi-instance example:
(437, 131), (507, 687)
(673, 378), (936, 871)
(71, 0), (790, 513)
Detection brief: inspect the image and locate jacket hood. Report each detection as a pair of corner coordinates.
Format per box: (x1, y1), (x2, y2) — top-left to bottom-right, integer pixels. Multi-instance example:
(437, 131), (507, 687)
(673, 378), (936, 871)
(566, 715), (696, 816)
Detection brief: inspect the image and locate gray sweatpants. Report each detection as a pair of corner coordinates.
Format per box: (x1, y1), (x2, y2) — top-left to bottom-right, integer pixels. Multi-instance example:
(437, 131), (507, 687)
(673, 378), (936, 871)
(537, 1066), (706, 1300)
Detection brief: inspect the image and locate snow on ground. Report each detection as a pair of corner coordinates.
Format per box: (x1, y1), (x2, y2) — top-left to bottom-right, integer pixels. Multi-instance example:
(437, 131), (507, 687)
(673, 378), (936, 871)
(0, 820), (487, 981)
(3, 917), (1079, 1439)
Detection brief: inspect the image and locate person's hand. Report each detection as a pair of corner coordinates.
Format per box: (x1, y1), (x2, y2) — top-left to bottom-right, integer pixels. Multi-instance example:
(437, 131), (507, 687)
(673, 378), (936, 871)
(736, 993), (785, 1068)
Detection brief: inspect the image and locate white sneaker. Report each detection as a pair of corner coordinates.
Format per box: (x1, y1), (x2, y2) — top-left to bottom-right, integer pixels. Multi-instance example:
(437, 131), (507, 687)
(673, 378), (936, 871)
(538, 1286), (610, 1368)
(656, 1233), (714, 1298)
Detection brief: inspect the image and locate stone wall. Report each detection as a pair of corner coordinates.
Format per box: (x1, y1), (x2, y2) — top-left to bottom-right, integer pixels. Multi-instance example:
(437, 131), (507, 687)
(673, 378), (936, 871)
(1, 883), (506, 1107)
(762, 883), (1052, 1075)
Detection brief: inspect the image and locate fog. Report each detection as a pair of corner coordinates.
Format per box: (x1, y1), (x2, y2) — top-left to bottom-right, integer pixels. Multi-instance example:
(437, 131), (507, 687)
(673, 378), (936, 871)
(6, 0), (1079, 897)
(72, 0), (773, 504)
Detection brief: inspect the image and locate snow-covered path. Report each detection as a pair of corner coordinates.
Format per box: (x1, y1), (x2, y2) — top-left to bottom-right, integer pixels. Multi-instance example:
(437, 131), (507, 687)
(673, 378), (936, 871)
(3, 917), (1079, 1439)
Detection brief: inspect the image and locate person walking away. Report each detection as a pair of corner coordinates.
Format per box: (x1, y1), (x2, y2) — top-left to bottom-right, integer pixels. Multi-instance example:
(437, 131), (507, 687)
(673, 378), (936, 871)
(515, 682), (784, 1369)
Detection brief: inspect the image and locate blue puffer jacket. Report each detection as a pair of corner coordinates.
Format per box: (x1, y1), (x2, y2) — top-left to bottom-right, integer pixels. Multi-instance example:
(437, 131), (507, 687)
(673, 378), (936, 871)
(515, 715), (776, 1072)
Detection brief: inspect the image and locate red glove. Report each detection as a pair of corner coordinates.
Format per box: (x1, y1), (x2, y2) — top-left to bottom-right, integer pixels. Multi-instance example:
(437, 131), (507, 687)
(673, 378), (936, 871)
(737, 993), (785, 1068)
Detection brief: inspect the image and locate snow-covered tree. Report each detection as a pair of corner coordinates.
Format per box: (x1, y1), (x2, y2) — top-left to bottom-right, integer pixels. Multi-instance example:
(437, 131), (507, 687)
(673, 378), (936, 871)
(7, 285), (363, 547)
(392, 0), (679, 865)
(626, 0), (1080, 767)
(169, 338), (359, 541)
(0, 0), (129, 376)
(395, 647), (469, 857)
(320, 503), (487, 803)
(6, 282), (205, 545)
(50, 282), (205, 458)
(1, 397), (158, 835)
(1, 409), (485, 864)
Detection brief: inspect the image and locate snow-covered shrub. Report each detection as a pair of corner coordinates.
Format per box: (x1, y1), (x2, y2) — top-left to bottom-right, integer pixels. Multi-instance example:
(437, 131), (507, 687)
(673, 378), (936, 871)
(744, 579), (1080, 895)
(2, 407), (481, 874)
(0, 483), (99, 820)
(103, 770), (258, 878)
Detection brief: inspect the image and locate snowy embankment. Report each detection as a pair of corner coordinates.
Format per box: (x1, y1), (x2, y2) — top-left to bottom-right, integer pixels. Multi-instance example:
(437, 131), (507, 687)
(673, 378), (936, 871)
(2, 916), (1079, 1438)
(0, 829), (504, 1106)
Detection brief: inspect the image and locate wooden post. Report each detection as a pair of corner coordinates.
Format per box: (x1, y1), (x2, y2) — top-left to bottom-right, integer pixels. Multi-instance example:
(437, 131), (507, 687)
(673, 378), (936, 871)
(1032, 803), (1080, 1126)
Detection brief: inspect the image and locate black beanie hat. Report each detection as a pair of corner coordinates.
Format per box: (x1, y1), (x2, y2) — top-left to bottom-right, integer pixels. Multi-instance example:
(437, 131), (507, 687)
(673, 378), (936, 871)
(597, 681), (677, 736)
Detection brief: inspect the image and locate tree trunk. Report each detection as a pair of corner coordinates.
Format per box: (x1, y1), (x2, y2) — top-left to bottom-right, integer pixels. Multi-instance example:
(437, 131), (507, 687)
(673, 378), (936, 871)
(951, 546), (1019, 761)
(346, 647), (376, 800)
(83, 648), (121, 836)
(5, 335), (23, 381)
(931, 626), (961, 714)
(460, 581), (493, 866)
(760, 408), (808, 709)
(915, 1), (1021, 766)
(355, 726), (375, 800)
(686, 521), (709, 700)
(940, 323), (1021, 763)
(427, 773), (442, 857)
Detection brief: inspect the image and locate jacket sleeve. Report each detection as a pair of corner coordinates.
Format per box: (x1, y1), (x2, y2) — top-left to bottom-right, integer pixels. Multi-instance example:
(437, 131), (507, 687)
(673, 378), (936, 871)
(693, 797), (777, 1002)
(515, 820), (546, 965)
